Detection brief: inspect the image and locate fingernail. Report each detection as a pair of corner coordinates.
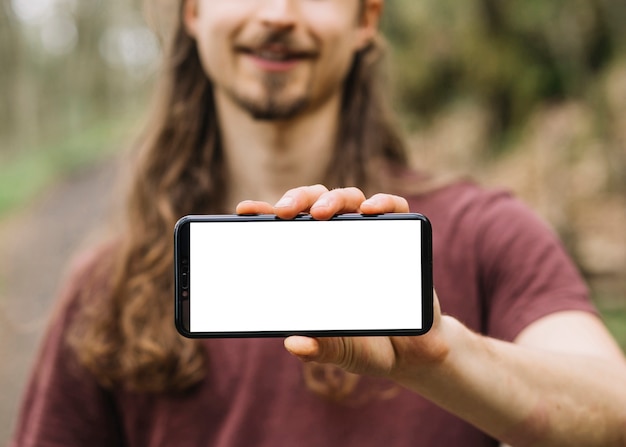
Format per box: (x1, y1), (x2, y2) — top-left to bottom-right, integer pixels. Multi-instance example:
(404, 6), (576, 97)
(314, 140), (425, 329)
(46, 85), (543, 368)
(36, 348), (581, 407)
(275, 196), (294, 208)
(361, 198), (376, 207)
(311, 198), (330, 209)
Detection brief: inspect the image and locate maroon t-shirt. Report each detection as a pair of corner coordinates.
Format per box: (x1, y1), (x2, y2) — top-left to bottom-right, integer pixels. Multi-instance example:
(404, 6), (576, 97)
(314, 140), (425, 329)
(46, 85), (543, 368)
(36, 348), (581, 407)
(10, 181), (595, 447)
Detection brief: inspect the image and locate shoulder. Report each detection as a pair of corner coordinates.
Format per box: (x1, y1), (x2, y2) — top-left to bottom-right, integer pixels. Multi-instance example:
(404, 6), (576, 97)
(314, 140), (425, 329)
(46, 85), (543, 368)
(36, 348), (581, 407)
(66, 241), (118, 286)
(50, 241), (118, 328)
(10, 242), (124, 447)
(406, 176), (576, 279)
(381, 164), (525, 223)
(404, 177), (546, 239)
(403, 176), (594, 340)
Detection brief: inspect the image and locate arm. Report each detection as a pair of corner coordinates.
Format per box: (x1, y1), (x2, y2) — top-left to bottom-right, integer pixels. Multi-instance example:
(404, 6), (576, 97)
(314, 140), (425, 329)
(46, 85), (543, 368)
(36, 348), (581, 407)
(238, 185), (626, 447)
(288, 308), (626, 446)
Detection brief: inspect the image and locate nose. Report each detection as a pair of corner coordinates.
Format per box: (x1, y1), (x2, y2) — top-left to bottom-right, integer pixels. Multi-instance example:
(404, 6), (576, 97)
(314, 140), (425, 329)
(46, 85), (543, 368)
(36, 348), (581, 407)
(257, 0), (298, 30)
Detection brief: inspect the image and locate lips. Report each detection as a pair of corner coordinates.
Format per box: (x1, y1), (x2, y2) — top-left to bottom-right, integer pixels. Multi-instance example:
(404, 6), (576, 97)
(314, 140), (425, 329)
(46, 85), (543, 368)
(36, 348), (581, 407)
(237, 42), (316, 62)
(235, 43), (315, 72)
(253, 48), (296, 62)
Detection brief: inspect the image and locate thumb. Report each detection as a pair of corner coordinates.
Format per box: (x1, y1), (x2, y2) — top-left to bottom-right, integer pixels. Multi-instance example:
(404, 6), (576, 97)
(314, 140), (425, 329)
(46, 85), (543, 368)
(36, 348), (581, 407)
(284, 336), (348, 365)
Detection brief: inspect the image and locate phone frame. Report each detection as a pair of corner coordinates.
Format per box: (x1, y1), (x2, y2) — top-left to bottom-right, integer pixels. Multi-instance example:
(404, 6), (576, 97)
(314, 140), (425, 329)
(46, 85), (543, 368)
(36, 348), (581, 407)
(174, 213), (433, 338)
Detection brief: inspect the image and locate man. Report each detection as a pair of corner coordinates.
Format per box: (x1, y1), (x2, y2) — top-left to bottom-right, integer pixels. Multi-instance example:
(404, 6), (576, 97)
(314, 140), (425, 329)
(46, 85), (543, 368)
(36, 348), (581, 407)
(11, 0), (626, 446)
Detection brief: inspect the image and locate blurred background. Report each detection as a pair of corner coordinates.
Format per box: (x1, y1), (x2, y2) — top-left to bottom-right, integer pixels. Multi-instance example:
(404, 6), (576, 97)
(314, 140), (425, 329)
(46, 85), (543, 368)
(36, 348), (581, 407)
(0, 0), (625, 443)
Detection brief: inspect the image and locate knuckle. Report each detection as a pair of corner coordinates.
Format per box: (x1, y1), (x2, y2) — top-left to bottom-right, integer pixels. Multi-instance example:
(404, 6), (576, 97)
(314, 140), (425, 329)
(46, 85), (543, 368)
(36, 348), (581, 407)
(371, 192), (389, 203)
(394, 195), (409, 210)
(345, 186), (365, 197)
(309, 184), (329, 194)
(284, 187), (303, 197)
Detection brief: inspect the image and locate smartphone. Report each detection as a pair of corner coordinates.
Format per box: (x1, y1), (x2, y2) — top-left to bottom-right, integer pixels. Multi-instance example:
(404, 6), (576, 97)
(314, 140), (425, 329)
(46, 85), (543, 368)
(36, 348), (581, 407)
(174, 213), (433, 338)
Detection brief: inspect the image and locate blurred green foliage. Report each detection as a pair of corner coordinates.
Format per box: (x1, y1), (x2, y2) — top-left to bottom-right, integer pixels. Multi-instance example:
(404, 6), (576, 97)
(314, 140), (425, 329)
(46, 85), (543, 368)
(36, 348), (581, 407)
(3, 0), (625, 162)
(0, 0), (153, 216)
(0, 0), (153, 159)
(381, 0), (626, 143)
(0, 114), (137, 215)
(596, 277), (626, 347)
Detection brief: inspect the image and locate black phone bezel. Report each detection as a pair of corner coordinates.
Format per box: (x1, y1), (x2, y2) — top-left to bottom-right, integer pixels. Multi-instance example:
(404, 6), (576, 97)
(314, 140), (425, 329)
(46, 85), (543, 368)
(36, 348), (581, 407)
(174, 213), (433, 338)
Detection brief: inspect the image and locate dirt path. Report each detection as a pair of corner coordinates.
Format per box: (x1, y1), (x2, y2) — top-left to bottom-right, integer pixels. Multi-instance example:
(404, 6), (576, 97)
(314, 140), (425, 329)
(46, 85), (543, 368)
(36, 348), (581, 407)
(0, 157), (120, 444)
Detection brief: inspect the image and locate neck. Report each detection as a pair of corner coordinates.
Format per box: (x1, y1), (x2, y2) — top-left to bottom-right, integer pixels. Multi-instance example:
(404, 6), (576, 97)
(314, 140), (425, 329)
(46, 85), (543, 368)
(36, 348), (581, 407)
(216, 90), (341, 211)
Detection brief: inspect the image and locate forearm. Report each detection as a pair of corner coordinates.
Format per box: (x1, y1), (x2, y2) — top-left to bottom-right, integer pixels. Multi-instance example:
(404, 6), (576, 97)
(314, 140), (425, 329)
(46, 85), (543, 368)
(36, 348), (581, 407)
(394, 316), (626, 446)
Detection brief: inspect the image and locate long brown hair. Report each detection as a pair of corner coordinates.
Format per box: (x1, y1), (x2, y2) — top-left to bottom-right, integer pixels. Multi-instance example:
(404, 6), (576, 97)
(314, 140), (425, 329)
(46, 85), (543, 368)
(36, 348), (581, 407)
(68, 2), (409, 393)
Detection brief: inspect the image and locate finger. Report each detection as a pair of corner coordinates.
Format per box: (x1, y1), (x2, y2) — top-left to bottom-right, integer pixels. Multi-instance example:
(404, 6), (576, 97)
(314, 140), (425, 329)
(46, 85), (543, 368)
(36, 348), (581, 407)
(235, 200), (274, 215)
(359, 193), (410, 215)
(273, 184), (329, 219)
(309, 187), (367, 220)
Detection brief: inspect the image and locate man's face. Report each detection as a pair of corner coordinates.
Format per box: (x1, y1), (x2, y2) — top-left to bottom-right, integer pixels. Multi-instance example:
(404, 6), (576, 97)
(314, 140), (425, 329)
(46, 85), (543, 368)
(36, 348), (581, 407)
(184, 0), (380, 120)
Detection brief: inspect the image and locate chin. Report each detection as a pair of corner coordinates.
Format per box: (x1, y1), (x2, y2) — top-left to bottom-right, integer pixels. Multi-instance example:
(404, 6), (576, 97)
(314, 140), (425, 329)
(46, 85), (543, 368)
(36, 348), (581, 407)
(233, 93), (310, 121)
(249, 102), (309, 121)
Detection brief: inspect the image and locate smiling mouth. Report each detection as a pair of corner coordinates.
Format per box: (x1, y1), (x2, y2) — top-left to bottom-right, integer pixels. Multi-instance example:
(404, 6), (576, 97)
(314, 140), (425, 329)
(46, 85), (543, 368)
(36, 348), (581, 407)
(238, 44), (316, 63)
(253, 49), (298, 62)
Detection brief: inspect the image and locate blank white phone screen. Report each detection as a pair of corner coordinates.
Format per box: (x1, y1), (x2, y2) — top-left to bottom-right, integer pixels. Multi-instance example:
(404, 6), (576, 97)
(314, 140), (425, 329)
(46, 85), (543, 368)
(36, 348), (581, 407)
(189, 219), (423, 333)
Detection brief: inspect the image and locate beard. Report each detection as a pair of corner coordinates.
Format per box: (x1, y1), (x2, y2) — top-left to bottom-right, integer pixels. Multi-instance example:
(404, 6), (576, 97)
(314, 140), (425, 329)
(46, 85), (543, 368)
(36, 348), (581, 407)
(224, 27), (318, 121)
(225, 72), (311, 121)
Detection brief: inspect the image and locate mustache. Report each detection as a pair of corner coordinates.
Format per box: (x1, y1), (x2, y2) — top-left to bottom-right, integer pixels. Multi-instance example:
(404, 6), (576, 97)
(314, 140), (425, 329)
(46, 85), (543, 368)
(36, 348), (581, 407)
(235, 30), (319, 57)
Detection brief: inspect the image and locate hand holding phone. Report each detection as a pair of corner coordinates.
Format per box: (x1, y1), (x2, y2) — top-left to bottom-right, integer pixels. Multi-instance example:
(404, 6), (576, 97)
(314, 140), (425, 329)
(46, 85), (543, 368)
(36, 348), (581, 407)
(174, 213), (433, 338)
